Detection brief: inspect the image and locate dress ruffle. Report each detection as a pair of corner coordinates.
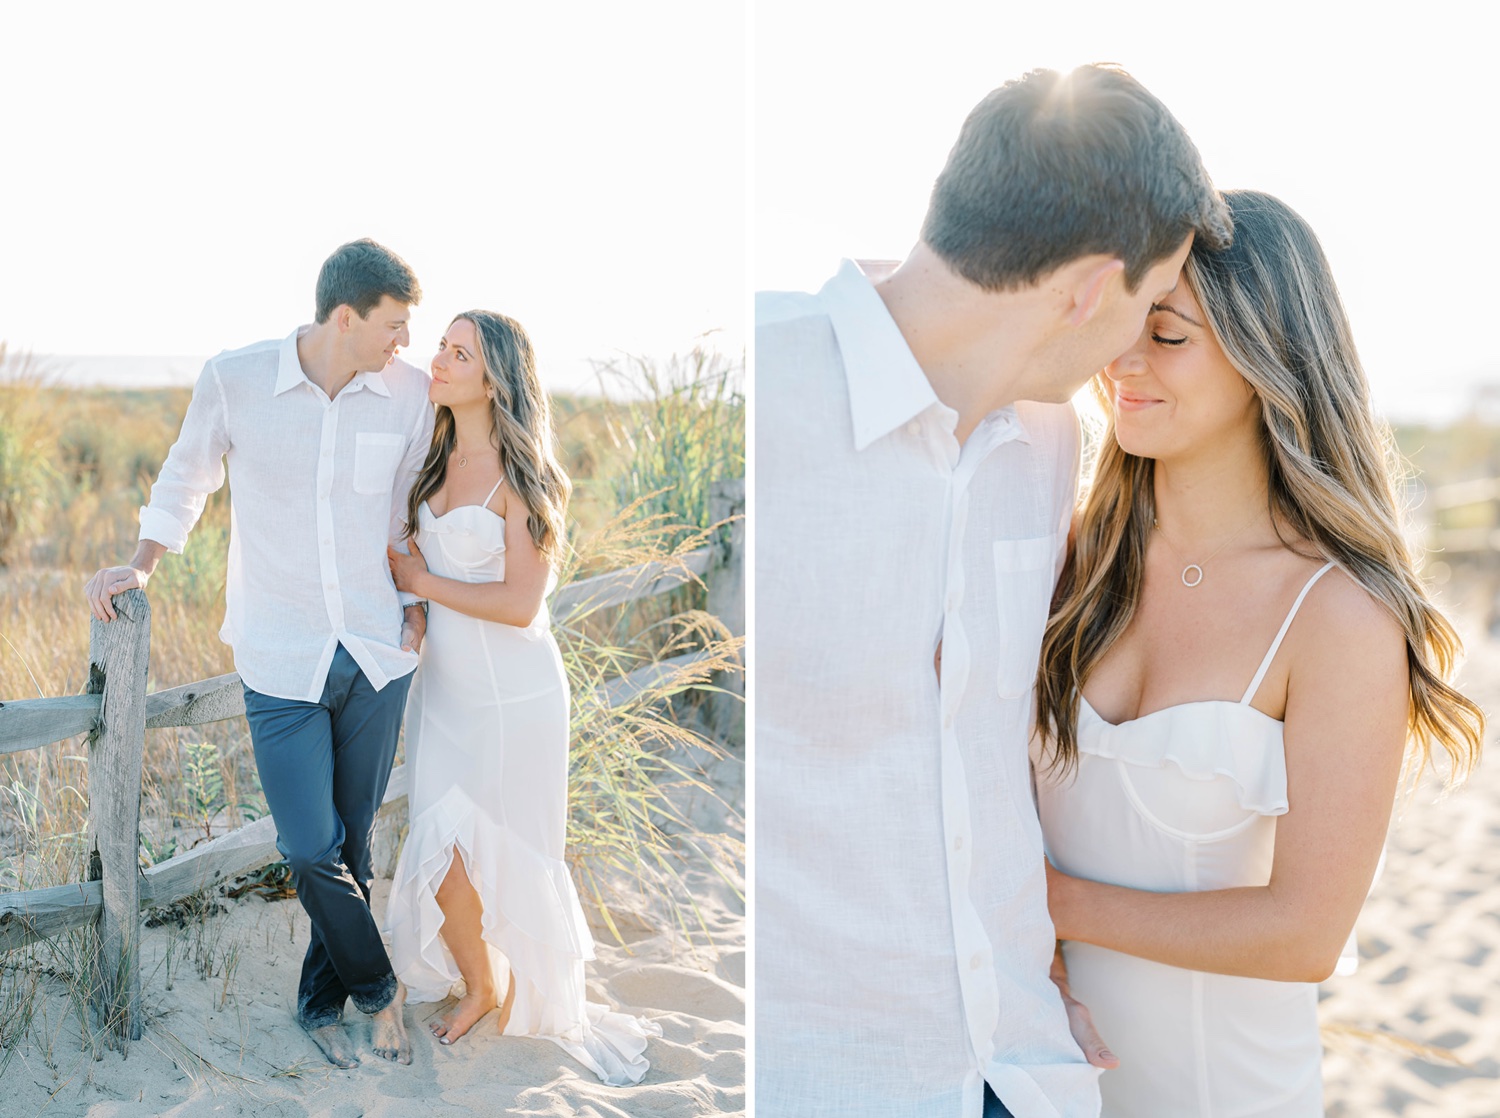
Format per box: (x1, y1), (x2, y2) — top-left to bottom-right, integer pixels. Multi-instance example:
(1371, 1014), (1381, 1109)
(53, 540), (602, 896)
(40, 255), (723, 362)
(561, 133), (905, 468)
(1077, 698), (1289, 816)
(384, 784), (660, 1085)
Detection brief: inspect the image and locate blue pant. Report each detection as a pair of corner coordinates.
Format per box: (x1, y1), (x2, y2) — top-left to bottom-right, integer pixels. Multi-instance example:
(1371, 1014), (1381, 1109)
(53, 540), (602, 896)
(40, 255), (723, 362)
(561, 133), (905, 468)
(243, 644), (413, 1028)
(982, 1083), (1016, 1118)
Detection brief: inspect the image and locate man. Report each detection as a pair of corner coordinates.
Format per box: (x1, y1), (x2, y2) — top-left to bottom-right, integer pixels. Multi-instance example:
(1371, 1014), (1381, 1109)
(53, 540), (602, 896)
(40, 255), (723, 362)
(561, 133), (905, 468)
(756, 65), (1232, 1117)
(84, 238), (434, 1068)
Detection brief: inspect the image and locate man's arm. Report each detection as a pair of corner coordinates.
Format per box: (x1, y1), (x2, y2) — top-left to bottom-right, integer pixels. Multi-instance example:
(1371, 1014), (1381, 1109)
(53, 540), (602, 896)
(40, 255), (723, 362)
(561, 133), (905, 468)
(389, 393), (436, 608)
(84, 359), (230, 621)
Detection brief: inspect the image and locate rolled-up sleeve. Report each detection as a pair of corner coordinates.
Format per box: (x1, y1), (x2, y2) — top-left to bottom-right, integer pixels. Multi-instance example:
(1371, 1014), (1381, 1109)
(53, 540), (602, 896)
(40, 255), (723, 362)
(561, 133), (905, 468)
(389, 397), (435, 606)
(138, 359), (230, 553)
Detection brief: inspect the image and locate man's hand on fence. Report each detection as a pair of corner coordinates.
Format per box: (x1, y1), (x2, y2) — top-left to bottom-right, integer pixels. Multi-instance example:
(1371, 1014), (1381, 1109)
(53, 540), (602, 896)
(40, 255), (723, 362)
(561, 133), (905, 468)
(84, 565), (150, 622)
(85, 541), (168, 622)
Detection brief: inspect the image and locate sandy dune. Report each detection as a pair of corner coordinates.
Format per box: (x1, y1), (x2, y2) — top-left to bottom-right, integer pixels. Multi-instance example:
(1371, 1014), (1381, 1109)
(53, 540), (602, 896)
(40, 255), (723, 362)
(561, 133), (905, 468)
(1, 807), (744, 1118)
(1320, 581), (1500, 1115)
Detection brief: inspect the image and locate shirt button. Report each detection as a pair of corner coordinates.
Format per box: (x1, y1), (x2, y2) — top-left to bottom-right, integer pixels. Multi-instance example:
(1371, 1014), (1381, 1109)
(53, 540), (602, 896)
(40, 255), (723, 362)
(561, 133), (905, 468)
(946, 592), (958, 612)
(906, 420), (920, 436)
(943, 711), (954, 730)
(970, 952), (982, 971)
(953, 835), (964, 851)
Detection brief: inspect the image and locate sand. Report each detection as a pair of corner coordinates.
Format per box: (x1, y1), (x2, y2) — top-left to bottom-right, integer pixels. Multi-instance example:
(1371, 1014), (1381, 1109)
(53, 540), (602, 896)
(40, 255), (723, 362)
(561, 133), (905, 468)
(0, 766), (745, 1118)
(1320, 575), (1500, 1115)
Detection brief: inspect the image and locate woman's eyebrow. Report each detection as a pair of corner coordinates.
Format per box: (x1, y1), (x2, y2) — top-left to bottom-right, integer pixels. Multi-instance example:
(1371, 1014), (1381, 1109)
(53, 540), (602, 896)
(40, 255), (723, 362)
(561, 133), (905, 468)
(1150, 302), (1205, 328)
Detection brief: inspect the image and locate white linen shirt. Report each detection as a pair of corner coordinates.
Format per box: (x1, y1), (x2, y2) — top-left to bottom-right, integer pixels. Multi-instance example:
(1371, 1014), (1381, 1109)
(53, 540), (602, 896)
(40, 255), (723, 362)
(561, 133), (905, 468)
(139, 327), (435, 703)
(755, 261), (1099, 1118)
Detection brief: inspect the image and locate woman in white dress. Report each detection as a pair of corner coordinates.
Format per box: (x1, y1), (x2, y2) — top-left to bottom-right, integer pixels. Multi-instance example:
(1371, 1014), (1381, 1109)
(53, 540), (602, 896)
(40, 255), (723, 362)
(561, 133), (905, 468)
(1032, 192), (1483, 1116)
(383, 310), (658, 1085)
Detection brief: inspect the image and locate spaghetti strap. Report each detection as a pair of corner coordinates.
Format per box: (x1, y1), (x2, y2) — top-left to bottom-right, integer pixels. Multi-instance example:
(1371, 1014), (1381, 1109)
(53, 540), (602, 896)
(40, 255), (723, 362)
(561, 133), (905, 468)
(482, 475), (504, 510)
(1239, 561), (1337, 705)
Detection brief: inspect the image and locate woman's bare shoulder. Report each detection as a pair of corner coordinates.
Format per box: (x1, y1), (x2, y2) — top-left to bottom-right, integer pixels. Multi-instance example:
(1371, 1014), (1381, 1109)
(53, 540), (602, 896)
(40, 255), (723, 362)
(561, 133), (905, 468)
(1290, 558), (1407, 675)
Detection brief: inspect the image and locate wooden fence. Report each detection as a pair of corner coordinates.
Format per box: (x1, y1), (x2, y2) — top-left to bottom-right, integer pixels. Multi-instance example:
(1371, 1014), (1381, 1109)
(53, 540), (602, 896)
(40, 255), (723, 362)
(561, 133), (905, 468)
(0, 478), (743, 1047)
(1426, 476), (1500, 633)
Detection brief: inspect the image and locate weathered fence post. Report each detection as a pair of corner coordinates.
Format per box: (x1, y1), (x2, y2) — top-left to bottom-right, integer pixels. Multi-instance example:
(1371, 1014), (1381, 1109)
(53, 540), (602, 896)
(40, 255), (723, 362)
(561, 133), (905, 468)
(708, 478), (745, 748)
(84, 587), (150, 1045)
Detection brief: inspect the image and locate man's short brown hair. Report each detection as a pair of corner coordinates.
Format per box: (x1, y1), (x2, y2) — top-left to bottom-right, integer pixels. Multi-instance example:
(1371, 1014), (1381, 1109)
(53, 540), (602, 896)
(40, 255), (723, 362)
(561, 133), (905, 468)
(921, 64), (1231, 292)
(314, 239), (422, 323)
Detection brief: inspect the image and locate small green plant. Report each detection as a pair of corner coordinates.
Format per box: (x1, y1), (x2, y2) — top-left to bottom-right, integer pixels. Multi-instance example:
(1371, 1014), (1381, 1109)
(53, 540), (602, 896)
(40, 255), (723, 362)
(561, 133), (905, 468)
(177, 741), (226, 845)
(138, 828), (180, 869)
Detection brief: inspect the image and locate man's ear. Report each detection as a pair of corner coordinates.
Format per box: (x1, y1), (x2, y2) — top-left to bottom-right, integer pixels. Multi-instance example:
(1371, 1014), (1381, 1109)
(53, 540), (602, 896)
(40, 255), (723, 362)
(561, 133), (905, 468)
(1068, 258), (1126, 328)
(335, 305), (354, 334)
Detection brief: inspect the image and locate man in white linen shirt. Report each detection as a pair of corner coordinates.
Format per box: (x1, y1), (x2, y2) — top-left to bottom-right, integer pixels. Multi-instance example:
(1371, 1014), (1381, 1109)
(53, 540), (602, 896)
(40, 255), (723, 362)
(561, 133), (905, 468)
(84, 239), (435, 1069)
(756, 65), (1232, 1118)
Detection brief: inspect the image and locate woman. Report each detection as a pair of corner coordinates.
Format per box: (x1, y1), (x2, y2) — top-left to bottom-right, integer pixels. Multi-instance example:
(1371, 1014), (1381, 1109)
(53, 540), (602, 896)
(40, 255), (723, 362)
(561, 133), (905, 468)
(1032, 191), (1483, 1116)
(383, 310), (658, 1085)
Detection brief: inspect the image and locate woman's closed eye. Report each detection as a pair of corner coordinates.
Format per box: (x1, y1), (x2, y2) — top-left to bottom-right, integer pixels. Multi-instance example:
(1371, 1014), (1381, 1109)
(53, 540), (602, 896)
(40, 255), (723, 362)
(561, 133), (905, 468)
(1151, 332), (1188, 347)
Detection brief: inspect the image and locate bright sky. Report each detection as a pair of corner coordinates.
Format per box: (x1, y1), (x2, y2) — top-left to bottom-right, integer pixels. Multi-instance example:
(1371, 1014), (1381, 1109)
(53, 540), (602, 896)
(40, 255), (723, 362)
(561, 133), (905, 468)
(755, 1), (1500, 422)
(0, 2), (745, 394)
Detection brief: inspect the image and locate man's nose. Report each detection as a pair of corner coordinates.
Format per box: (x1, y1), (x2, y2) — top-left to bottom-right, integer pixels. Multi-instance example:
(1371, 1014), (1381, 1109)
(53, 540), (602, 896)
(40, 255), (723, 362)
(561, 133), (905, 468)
(1104, 335), (1149, 381)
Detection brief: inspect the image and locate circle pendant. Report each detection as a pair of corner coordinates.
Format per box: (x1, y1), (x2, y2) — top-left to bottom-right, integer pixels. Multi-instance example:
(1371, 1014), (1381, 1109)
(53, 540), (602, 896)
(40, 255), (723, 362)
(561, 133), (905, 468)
(456, 455), (467, 468)
(1181, 564), (1204, 588)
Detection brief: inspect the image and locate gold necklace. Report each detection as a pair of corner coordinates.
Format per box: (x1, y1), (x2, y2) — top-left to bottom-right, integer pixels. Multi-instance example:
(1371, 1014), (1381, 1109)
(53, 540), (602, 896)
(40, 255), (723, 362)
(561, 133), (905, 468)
(1153, 501), (1265, 588)
(453, 446), (484, 469)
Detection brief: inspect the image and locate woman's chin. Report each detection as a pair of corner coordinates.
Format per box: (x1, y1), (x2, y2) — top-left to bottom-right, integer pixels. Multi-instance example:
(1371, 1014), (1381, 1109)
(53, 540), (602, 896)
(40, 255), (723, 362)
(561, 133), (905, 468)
(1112, 430), (1163, 460)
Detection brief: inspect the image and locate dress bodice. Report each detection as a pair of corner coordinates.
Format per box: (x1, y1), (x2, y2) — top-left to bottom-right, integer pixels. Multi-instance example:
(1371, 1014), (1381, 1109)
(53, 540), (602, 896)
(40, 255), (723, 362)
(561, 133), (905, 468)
(1033, 561), (1340, 1117)
(418, 500), (507, 583)
(1037, 560), (1336, 892)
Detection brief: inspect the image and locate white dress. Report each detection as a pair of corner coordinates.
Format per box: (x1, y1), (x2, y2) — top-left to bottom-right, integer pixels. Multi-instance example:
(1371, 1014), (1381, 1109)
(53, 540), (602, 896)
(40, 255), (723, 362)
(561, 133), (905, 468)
(1035, 562), (1338, 1117)
(383, 480), (660, 1085)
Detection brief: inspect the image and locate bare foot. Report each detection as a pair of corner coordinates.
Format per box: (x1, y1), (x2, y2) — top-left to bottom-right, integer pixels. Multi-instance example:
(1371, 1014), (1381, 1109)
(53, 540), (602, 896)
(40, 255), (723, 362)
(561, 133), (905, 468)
(302, 1020), (360, 1068)
(431, 971), (514, 1045)
(371, 981), (412, 1065)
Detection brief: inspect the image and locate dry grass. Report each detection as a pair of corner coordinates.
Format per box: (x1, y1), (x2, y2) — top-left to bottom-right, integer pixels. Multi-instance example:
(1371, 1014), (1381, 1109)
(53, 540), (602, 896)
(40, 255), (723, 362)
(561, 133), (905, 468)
(0, 346), (744, 1064)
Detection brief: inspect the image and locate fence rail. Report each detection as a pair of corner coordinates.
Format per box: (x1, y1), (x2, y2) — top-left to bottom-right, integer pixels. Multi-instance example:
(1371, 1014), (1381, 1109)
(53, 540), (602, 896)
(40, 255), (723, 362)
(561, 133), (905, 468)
(0, 478), (743, 1047)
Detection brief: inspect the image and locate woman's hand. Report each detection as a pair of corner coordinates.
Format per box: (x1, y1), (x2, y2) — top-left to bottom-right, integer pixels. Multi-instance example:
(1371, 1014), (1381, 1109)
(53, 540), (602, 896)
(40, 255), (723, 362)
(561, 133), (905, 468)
(387, 538), (428, 595)
(1051, 941), (1119, 1070)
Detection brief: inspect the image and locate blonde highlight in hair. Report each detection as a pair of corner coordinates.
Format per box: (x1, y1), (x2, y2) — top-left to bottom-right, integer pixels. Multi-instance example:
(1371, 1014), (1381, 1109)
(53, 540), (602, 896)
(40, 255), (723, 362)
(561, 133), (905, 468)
(405, 311), (571, 569)
(1037, 190), (1483, 786)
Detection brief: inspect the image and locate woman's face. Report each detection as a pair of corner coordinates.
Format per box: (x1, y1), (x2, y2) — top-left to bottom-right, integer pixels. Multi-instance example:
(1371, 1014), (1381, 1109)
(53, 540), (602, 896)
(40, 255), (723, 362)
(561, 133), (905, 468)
(428, 317), (489, 409)
(1102, 268), (1259, 462)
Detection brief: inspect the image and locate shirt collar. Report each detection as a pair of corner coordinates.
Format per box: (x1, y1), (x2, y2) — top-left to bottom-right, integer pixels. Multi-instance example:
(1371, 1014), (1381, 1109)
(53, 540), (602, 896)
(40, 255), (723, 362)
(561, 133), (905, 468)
(356, 368), (392, 397)
(820, 259), (1030, 450)
(274, 326), (392, 398)
(819, 260), (939, 451)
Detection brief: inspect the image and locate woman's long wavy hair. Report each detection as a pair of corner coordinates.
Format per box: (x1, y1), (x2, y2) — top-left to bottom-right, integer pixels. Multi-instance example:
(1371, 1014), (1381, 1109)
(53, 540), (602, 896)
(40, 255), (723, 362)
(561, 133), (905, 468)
(1036, 190), (1483, 786)
(404, 310), (572, 569)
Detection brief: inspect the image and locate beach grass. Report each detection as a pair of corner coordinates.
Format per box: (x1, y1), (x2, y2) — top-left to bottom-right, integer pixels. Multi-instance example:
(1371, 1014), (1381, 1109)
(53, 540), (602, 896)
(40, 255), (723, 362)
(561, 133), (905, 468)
(0, 345), (744, 1064)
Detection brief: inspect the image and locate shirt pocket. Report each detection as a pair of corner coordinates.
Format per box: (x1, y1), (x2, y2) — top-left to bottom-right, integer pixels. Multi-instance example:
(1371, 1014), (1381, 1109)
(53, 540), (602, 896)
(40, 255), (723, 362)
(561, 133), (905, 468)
(353, 432), (405, 495)
(992, 534), (1059, 700)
